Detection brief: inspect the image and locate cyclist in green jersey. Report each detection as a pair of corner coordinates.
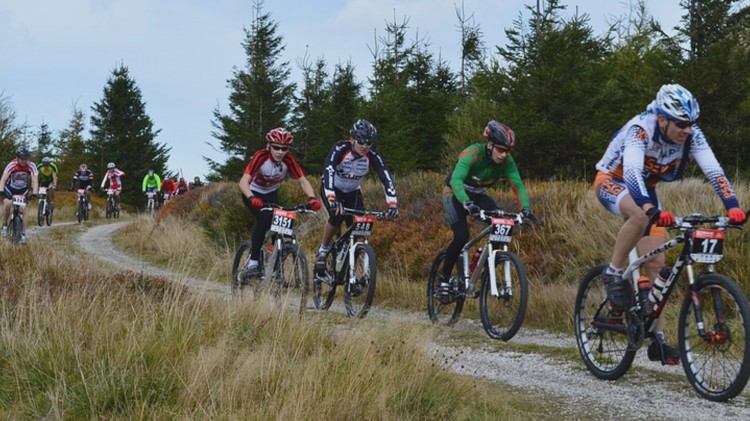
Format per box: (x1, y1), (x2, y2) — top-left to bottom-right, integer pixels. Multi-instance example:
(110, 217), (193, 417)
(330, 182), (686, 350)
(142, 169), (162, 206)
(439, 120), (534, 283)
(38, 157), (58, 203)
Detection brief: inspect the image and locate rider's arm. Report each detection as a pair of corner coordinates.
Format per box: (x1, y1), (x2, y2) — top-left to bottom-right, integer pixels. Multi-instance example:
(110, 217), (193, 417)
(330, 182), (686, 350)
(142, 176), (148, 191)
(321, 142), (348, 201)
(502, 155), (530, 209)
(238, 173), (253, 199)
(690, 126), (741, 210)
(298, 176), (316, 198)
(367, 148), (398, 207)
(155, 174), (162, 190)
(0, 171), (9, 195)
(621, 125), (653, 209)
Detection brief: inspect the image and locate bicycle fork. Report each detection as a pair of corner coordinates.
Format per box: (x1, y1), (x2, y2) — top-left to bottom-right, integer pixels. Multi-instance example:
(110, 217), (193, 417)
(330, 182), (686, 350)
(462, 244), (513, 299)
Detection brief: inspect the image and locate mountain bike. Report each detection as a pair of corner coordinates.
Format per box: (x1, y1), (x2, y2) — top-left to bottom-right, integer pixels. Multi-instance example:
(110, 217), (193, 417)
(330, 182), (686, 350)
(427, 209), (530, 341)
(231, 203), (315, 313)
(36, 186), (53, 227)
(146, 191), (157, 214)
(312, 208), (390, 318)
(574, 213), (750, 402)
(105, 188), (119, 219)
(7, 194), (27, 245)
(76, 188), (89, 223)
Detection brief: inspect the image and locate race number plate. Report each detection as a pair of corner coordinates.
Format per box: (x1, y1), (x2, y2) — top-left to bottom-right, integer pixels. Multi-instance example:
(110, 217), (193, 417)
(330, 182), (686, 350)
(690, 228), (724, 263)
(351, 215), (375, 237)
(489, 217), (514, 243)
(38, 187), (47, 196)
(12, 195), (26, 207)
(270, 209), (296, 236)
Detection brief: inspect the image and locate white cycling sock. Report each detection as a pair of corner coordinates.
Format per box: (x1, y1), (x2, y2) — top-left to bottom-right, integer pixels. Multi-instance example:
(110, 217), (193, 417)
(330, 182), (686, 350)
(248, 259), (258, 267)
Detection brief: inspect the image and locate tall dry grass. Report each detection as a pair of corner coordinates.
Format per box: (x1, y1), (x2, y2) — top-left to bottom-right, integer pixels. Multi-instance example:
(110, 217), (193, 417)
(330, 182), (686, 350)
(2, 222), (546, 419)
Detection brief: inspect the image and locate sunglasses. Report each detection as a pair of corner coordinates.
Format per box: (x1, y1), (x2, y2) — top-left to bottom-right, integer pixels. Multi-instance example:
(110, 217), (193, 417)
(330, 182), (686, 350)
(270, 145), (290, 152)
(672, 120), (692, 129)
(354, 139), (373, 147)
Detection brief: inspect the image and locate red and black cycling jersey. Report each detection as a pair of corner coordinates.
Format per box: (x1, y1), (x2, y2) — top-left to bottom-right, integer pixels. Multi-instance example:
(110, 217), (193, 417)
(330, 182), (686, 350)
(243, 149), (305, 194)
(320, 140), (397, 206)
(3, 159), (37, 191)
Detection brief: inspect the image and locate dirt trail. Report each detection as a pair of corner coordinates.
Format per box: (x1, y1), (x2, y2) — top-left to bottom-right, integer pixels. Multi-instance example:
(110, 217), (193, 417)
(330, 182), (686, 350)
(76, 221), (750, 420)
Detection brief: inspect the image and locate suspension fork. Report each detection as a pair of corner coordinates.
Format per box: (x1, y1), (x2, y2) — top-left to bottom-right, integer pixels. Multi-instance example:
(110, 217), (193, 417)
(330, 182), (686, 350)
(347, 236), (367, 284)
(685, 262), (716, 340)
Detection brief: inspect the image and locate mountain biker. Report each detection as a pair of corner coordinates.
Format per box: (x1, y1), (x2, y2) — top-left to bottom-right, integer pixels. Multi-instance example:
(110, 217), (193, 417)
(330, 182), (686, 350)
(595, 83), (746, 364)
(37, 156), (58, 203)
(0, 147), (39, 244)
(176, 177), (190, 195)
(190, 176), (204, 189)
(314, 119), (399, 273)
(438, 120), (534, 288)
(239, 127), (321, 278)
(72, 163), (94, 210)
(161, 177), (177, 201)
(142, 169), (162, 206)
(101, 162), (125, 210)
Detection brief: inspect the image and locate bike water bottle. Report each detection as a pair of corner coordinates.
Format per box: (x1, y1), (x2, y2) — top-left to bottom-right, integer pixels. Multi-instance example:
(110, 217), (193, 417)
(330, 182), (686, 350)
(469, 247), (482, 272)
(637, 275), (651, 318)
(648, 266), (671, 311)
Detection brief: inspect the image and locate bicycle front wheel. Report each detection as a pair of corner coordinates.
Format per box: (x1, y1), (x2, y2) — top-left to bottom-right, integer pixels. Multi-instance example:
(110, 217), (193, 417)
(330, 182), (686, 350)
(231, 241), (253, 298)
(273, 243), (310, 315)
(679, 274), (750, 402)
(10, 213), (23, 245)
(313, 251), (337, 311)
(574, 264), (636, 380)
(37, 201), (44, 227)
(479, 251), (528, 341)
(46, 202), (53, 226)
(77, 200), (84, 223)
(344, 244), (377, 318)
(426, 250), (465, 326)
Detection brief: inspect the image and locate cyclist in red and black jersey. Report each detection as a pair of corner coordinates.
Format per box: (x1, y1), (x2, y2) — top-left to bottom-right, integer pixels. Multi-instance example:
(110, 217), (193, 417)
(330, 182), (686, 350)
(595, 83), (746, 364)
(314, 119), (399, 273)
(0, 147), (39, 244)
(238, 127), (321, 278)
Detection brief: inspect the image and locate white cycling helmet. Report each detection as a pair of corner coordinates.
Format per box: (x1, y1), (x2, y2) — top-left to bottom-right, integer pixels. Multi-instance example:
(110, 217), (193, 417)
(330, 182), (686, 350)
(107, 162), (116, 169)
(655, 83), (700, 122)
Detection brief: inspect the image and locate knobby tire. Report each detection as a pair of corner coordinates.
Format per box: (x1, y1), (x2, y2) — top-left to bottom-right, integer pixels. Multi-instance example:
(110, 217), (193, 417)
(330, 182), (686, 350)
(479, 251), (528, 341)
(344, 243), (377, 318)
(426, 249), (465, 326)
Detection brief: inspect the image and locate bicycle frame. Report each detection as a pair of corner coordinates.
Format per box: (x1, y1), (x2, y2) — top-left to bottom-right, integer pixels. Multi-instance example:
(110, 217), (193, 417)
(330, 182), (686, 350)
(261, 205), (309, 283)
(330, 208), (385, 286)
(605, 215), (732, 341)
(459, 210), (523, 298)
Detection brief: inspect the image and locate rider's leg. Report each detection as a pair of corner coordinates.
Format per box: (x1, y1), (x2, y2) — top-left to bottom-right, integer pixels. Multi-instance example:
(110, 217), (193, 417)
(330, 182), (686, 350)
(2, 198), (10, 226)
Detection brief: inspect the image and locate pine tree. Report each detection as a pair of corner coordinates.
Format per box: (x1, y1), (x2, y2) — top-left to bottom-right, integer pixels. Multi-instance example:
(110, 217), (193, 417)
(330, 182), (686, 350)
(0, 92), (24, 158)
(57, 104), (88, 184)
(209, 0), (296, 179)
(89, 64), (170, 206)
(35, 122), (55, 161)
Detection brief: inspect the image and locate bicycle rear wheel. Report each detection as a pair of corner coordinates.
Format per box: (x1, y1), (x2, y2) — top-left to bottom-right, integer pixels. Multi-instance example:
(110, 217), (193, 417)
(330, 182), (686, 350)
(271, 244), (310, 314)
(344, 243), (377, 318)
(106, 199), (113, 219)
(313, 251), (337, 310)
(479, 251), (528, 341)
(574, 264), (636, 380)
(426, 250), (465, 326)
(679, 273), (750, 402)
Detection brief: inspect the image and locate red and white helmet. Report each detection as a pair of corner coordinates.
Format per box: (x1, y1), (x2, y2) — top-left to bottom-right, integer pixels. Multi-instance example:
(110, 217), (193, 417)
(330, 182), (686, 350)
(265, 128), (293, 145)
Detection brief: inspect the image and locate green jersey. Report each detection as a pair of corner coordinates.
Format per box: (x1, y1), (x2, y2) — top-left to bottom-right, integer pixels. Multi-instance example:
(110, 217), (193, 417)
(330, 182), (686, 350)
(38, 163), (58, 184)
(447, 143), (530, 208)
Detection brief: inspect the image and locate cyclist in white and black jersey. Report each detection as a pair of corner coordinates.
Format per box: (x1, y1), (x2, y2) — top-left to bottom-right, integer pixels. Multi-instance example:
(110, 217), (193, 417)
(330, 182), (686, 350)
(595, 83), (746, 364)
(314, 119), (399, 273)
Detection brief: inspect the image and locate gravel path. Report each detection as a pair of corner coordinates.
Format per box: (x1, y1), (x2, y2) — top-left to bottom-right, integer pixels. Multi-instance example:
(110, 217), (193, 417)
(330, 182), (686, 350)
(76, 221), (750, 420)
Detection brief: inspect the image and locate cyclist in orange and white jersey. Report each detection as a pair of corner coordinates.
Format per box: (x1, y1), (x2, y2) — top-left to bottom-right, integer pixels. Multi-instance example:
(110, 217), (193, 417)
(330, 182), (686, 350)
(595, 83), (746, 364)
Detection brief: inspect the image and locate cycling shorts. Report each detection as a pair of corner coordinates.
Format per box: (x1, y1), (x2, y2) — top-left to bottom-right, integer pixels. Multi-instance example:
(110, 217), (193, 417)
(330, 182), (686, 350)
(594, 172), (665, 238)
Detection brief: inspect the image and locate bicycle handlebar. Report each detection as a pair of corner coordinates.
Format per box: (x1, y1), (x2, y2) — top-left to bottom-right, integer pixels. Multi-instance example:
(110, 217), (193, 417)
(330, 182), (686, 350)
(341, 207), (390, 220)
(470, 209), (525, 224)
(260, 203), (317, 213)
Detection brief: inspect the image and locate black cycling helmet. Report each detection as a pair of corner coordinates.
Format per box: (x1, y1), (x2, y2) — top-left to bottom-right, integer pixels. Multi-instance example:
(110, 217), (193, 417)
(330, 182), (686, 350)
(15, 147), (30, 160)
(483, 120), (516, 150)
(350, 119), (378, 145)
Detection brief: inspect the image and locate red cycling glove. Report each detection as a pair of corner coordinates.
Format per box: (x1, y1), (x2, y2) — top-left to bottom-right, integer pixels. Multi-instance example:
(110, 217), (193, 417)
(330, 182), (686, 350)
(728, 208), (747, 225)
(657, 210), (675, 227)
(307, 197), (321, 211)
(248, 196), (263, 208)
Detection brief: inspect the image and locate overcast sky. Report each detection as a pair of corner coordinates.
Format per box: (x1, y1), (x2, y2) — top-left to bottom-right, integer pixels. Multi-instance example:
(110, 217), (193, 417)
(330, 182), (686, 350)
(0, 0), (707, 178)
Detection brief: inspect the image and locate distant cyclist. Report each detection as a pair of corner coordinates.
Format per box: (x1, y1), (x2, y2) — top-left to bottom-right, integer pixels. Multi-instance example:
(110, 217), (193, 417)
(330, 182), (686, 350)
(72, 163), (94, 210)
(101, 162), (125, 210)
(37, 156), (58, 203)
(176, 177), (190, 195)
(142, 169), (162, 206)
(0, 148), (39, 244)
